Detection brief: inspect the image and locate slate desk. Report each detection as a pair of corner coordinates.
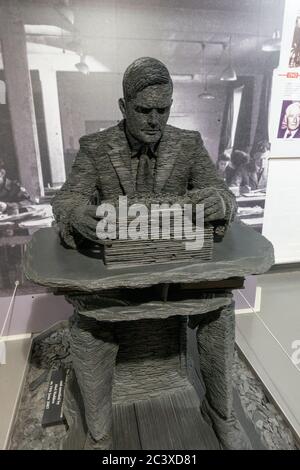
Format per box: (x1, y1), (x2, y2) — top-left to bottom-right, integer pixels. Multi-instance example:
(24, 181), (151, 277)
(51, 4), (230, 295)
(24, 222), (274, 450)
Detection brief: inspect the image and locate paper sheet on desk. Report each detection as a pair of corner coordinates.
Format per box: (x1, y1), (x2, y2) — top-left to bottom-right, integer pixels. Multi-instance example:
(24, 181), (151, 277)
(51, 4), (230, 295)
(241, 217), (264, 226)
(25, 204), (53, 215)
(0, 211), (37, 222)
(240, 191), (266, 197)
(21, 205), (53, 219)
(19, 217), (54, 235)
(0, 205), (52, 223)
(19, 217), (53, 227)
(238, 206), (264, 216)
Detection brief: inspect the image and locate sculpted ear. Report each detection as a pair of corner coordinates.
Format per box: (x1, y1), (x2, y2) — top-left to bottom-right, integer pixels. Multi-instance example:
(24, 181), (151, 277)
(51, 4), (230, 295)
(118, 98), (126, 119)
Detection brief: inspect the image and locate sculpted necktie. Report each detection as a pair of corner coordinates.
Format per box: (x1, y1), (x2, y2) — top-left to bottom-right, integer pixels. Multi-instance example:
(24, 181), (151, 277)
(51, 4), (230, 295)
(136, 146), (155, 193)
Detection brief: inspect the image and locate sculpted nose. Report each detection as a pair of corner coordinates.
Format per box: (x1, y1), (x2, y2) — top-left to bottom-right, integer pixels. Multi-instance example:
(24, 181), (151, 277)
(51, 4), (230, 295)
(148, 110), (159, 127)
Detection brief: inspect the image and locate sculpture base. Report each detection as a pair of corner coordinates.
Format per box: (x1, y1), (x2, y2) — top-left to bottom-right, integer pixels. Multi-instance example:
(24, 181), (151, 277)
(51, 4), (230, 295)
(62, 369), (220, 450)
(7, 322), (287, 451)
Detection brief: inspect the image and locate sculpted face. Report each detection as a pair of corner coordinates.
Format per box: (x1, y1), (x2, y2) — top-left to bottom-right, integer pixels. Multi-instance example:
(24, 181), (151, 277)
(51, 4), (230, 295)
(119, 83), (173, 144)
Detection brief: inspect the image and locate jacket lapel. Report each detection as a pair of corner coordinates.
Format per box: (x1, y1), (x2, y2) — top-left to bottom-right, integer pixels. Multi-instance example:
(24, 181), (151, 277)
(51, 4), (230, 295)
(106, 122), (179, 194)
(106, 121), (134, 195)
(154, 126), (179, 192)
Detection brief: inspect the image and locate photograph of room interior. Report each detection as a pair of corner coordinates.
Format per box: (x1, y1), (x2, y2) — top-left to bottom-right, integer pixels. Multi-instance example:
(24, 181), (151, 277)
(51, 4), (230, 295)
(0, 0), (284, 292)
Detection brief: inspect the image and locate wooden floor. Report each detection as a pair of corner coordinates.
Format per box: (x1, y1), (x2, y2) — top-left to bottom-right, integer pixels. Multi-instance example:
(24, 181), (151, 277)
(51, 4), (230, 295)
(113, 387), (220, 450)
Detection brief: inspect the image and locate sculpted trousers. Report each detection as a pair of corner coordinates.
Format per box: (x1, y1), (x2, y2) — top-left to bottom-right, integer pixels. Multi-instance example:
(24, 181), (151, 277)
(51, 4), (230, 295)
(69, 298), (250, 449)
(69, 314), (119, 441)
(196, 301), (235, 419)
(196, 299), (251, 449)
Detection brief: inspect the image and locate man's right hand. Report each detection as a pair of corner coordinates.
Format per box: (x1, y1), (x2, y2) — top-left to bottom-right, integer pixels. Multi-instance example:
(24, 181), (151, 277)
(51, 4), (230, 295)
(70, 205), (101, 243)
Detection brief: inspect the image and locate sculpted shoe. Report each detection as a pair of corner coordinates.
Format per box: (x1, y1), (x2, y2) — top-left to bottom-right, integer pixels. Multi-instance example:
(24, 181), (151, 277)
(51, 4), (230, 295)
(201, 398), (252, 450)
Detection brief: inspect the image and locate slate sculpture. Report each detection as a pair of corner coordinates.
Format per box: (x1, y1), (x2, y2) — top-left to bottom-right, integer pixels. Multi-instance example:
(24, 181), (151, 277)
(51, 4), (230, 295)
(50, 57), (253, 450)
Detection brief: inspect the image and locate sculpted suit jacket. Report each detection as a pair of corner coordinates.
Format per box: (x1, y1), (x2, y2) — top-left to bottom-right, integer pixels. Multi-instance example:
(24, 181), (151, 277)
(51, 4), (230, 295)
(52, 120), (237, 248)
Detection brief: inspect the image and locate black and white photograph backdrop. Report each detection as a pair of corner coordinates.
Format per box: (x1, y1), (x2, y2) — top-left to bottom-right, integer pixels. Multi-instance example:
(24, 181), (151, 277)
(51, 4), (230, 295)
(0, 0), (286, 293)
(288, 15), (300, 68)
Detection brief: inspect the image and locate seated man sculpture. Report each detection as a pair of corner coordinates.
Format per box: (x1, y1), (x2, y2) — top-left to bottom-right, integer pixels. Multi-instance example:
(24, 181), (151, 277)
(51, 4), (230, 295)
(52, 57), (249, 450)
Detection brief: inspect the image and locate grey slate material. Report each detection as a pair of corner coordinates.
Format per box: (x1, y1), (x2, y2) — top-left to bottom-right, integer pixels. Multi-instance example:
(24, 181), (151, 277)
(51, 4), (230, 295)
(9, 327), (297, 450)
(24, 222), (274, 291)
(51, 120), (237, 249)
(23, 222), (274, 450)
(23, 56), (274, 450)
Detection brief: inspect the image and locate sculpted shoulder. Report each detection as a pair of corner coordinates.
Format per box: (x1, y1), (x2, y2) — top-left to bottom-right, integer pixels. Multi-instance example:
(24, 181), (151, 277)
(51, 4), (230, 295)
(78, 123), (121, 151)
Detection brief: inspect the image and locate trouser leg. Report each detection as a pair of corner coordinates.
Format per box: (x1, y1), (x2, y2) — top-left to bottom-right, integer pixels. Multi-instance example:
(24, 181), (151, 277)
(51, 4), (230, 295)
(69, 313), (119, 444)
(196, 300), (252, 449)
(196, 302), (235, 418)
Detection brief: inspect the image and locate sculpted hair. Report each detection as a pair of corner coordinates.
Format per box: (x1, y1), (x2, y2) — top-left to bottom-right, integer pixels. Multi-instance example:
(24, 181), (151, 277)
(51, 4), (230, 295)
(122, 57), (173, 101)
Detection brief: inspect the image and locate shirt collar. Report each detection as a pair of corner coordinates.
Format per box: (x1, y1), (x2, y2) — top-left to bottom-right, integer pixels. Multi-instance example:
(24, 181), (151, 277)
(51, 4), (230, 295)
(125, 122), (159, 157)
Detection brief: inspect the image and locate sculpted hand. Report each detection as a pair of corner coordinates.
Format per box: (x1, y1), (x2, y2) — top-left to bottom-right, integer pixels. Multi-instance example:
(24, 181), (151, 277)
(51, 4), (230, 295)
(190, 188), (226, 222)
(71, 205), (102, 243)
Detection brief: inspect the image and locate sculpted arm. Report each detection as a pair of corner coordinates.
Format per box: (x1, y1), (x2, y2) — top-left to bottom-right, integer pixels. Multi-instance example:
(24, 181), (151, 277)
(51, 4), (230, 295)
(187, 132), (237, 233)
(51, 137), (100, 248)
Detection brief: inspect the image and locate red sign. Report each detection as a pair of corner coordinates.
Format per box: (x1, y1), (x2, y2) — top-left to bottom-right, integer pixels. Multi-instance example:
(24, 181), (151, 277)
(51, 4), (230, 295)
(278, 72), (300, 78)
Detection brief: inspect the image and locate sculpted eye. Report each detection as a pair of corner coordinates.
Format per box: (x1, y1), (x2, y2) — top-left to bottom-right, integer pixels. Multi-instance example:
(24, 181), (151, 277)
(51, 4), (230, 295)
(135, 106), (151, 114)
(157, 107), (169, 114)
(134, 105), (170, 115)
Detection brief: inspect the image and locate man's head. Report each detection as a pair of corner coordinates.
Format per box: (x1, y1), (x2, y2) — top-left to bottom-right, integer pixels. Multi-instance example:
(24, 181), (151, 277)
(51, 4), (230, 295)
(231, 150), (250, 169)
(119, 57), (173, 144)
(283, 102), (300, 132)
(217, 154), (230, 172)
(251, 140), (271, 169)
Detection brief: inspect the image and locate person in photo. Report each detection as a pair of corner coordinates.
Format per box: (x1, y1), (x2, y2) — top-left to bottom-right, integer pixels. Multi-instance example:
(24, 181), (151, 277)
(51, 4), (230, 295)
(277, 101), (300, 139)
